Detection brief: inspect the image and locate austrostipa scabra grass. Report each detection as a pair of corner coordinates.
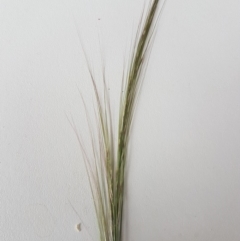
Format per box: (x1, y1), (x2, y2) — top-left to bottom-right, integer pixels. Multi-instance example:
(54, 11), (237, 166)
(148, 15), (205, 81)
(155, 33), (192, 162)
(70, 1), (165, 240)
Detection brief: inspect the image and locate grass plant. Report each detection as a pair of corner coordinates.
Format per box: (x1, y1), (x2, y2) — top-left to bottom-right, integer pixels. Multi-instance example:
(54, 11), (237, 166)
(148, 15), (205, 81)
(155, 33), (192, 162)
(71, 1), (164, 240)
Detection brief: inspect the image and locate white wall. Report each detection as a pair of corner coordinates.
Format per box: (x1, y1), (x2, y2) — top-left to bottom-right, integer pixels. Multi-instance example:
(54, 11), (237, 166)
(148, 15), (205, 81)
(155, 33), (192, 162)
(1, 0), (240, 240)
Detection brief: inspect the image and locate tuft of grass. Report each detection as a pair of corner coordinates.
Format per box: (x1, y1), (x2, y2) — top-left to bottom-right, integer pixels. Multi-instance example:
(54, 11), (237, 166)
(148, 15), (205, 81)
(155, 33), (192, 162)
(71, 1), (164, 240)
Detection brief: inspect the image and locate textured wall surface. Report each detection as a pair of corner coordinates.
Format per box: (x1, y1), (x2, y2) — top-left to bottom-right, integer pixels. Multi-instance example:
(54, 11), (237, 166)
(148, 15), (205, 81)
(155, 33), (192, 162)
(1, 0), (240, 240)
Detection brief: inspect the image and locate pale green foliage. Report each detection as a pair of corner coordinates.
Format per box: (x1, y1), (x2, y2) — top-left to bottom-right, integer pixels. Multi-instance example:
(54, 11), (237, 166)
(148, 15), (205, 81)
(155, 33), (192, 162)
(72, 1), (163, 240)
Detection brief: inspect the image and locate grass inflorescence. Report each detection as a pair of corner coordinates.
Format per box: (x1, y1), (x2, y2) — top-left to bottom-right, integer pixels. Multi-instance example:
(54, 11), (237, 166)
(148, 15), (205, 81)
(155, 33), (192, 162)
(71, 1), (164, 240)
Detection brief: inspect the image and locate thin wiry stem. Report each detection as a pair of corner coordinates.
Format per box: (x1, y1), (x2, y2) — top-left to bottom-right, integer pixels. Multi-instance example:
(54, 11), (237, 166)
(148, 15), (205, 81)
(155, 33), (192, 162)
(71, 1), (163, 241)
